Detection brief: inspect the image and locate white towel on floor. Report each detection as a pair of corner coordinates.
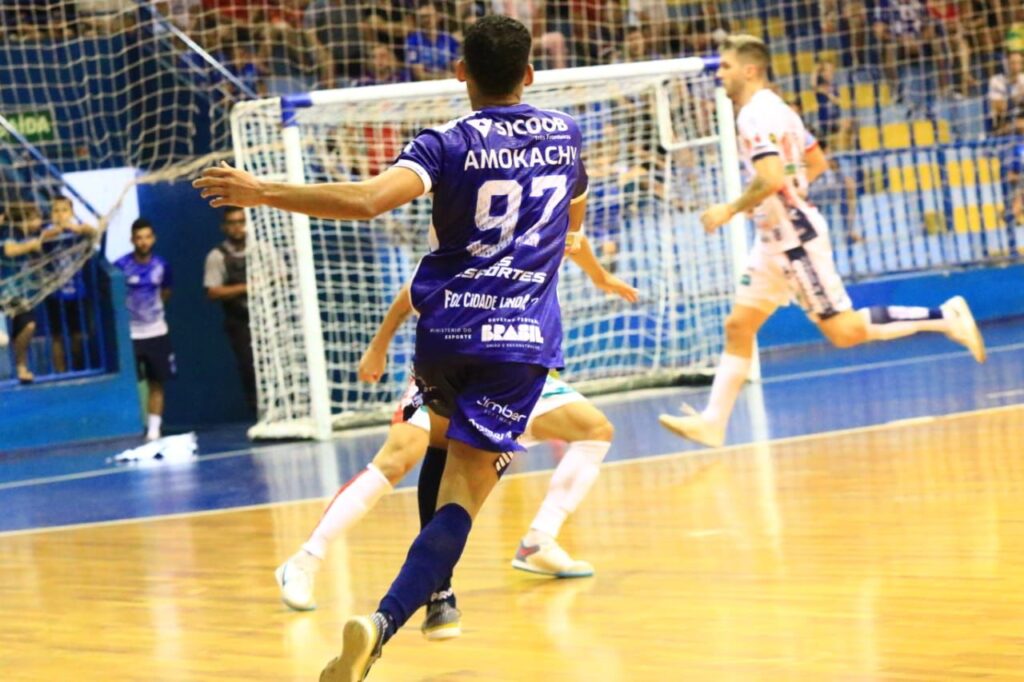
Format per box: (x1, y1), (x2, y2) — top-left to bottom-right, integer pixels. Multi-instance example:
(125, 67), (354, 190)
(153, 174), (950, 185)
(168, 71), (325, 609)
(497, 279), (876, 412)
(113, 432), (198, 464)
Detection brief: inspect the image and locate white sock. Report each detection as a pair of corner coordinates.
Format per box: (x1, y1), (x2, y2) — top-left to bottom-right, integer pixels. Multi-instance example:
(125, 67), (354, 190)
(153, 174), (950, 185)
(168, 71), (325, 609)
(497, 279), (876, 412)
(146, 414), (162, 438)
(302, 464), (392, 560)
(701, 352), (752, 429)
(288, 548), (322, 573)
(858, 306), (950, 341)
(528, 440), (610, 539)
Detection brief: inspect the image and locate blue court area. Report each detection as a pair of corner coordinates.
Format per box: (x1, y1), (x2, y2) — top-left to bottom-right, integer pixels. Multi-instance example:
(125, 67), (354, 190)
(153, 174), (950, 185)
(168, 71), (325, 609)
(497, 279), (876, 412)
(3, 316), (1022, 534)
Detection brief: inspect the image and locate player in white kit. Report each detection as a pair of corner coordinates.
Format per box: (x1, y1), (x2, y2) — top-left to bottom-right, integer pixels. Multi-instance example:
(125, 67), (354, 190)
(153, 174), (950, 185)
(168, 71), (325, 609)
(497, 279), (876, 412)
(659, 34), (986, 448)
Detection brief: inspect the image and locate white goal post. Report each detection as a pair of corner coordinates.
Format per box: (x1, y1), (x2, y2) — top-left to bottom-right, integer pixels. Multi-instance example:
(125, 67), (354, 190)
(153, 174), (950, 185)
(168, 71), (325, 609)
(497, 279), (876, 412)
(231, 57), (748, 440)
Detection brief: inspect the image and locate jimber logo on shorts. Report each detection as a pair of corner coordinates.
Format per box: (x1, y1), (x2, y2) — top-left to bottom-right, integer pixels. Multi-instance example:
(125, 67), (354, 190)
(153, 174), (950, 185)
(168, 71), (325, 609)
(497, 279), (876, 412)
(476, 396), (528, 424)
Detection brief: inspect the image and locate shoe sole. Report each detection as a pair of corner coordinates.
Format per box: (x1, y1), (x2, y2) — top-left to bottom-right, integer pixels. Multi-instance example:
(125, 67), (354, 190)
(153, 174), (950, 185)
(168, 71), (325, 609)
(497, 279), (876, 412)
(422, 622), (462, 641)
(274, 564), (316, 612)
(657, 414), (724, 448)
(511, 558), (595, 578)
(949, 296), (986, 363)
(320, 617), (376, 682)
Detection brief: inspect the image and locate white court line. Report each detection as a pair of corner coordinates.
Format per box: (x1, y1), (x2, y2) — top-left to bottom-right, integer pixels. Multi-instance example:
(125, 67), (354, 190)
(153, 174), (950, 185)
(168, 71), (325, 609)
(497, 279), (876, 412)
(1, 401), (1020, 540)
(988, 388), (1024, 400)
(2, 338), (1021, 495)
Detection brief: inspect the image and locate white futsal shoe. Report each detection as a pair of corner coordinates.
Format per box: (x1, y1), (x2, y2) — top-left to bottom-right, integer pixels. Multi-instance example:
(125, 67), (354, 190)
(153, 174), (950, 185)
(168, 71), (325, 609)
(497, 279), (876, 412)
(658, 403), (726, 448)
(275, 552), (319, 611)
(941, 296), (986, 363)
(512, 537), (594, 578)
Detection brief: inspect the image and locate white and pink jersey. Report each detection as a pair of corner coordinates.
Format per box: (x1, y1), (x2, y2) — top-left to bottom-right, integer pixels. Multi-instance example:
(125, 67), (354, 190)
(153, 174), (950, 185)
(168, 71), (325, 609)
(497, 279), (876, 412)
(737, 88), (826, 253)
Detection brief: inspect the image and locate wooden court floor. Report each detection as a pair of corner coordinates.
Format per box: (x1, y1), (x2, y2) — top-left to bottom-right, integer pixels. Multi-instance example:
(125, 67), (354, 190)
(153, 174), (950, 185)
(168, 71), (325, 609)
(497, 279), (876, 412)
(3, 405), (1024, 681)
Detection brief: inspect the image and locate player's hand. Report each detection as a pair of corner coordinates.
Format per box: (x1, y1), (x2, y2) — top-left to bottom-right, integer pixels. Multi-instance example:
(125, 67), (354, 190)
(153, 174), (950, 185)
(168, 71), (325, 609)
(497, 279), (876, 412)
(193, 162), (265, 208)
(26, 238), (43, 253)
(564, 230), (584, 255)
(596, 274), (639, 303)
(358, 344), (387, 383)
(700, 203), (735, 233)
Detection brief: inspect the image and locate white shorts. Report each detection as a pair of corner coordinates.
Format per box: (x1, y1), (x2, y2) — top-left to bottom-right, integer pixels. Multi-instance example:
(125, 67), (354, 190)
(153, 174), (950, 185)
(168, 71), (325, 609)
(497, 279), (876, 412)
(736, 236), (852, 321)
(394, 374), (586, 447)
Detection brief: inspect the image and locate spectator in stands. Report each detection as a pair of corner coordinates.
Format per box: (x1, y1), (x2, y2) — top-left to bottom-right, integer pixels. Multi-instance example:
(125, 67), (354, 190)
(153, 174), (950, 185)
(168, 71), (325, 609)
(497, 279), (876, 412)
(500, 0), (564, 65)
(926, 0), (976, 97)
(813, 57), (854, 150)
(406, 1), (461, 80)
(807, 139), (862, 244)
(493, 1), (568, 69)
(0, 203), (47, 383)
(623, 24), (661, 62)
(303, 0), (365, 86)
(43, 196), (98, 374)
(224, 26), (268, 97)
(989, 51), (1024, 135)
(1000, 141), (1024, 228)
(113, 218), (175, 442)
(569, 0), (622, 66)
(356, 43), (411, 86)
(679, 1), (731, 56)
(626, 0), (668, 57)
(873, 0), (941, 103)
(204, 206), (257, 413)
(366, 1), (417, 66)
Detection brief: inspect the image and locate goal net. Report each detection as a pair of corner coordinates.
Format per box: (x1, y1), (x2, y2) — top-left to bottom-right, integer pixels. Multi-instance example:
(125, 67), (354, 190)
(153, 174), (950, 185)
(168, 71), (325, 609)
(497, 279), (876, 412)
(233, 58), (742, 439)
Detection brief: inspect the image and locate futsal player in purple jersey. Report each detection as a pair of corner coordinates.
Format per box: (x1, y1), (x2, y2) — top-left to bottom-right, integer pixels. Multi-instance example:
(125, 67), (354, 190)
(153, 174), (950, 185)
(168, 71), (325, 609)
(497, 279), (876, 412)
(194, 16), (588, 680)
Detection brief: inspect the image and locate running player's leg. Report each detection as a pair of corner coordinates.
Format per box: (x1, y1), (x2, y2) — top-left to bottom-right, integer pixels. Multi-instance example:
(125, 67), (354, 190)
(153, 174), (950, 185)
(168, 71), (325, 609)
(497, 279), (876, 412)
(660, 247), (781, 447)
(321, 362), (547, 681)
(275, 421), (429, 611)
(513, 391), (613, 577)
(788, 239), (986, 361)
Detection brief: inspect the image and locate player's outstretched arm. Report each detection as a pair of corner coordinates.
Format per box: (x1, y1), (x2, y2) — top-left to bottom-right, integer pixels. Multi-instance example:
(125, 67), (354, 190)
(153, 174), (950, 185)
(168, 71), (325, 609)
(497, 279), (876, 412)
(701, 154), (786, 233)
(193, 163), (425, 221)
(568, 235), (639, 303)
(358, 283), (414, 383)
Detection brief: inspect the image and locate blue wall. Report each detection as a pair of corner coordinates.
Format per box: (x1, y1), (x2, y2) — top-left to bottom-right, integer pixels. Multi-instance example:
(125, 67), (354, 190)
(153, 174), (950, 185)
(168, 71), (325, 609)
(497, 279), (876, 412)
(0, 261), (141, 452)
(759, 263), (1024, 348)
(134, 181), (251, 430)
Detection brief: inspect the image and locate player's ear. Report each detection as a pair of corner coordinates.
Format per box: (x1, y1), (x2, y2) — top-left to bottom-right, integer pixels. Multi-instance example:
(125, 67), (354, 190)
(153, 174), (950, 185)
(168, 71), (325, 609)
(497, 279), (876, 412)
(455, 59), (468, 83)
(522, 63), (535, 87)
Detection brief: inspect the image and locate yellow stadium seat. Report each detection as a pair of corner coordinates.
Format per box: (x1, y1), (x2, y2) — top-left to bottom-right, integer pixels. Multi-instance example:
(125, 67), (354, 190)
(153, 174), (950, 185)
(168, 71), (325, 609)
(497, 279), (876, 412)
(961, 158), (977, 188)
(982, 203), (1000, 230)
(912, 120), (936, 146)
(918, 162), (939, 192)
(854, 82), (891, 108)
(796, 51), (815, 74)
(859, 125), (880, 151)
(946, 160), (963, 188)
(888, 167), (904, 192)
(882, 123), (911, 149)
(901, 164), (919, 193)
(767, 17), (785, 39)
(937, 120), (951, 143)
(837, 84), (852, 109)
(771, 54), (792, 77)
(800, 90), (818, 114)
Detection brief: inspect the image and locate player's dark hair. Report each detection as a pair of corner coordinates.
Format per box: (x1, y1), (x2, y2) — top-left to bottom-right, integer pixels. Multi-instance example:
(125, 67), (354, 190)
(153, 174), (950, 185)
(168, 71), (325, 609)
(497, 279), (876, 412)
(721, 34), (770, 74)
(131, 217), (154, 234)
(463, 15), (532, 97)
(51, 195), (72, 206)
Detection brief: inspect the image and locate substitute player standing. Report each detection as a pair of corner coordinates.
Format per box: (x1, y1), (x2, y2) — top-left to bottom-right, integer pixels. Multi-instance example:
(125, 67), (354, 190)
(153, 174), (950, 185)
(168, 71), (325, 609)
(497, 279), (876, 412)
(659, 35), (986, 449)
(195, 16), (588, 680)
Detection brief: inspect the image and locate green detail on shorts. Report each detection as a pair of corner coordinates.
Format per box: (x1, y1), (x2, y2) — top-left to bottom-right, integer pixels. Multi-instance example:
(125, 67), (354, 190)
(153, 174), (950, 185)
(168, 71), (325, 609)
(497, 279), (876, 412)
(740, 273), (752, 286)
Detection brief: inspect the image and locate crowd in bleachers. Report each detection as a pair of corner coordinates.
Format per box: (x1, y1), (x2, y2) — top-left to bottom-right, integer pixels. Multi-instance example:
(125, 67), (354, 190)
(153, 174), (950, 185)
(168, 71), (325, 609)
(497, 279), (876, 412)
(1, 1), (1022, 147)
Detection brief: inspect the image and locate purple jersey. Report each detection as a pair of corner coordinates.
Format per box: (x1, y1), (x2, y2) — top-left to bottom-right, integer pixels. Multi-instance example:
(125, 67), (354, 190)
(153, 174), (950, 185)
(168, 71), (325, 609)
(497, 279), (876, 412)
(112, 253), (172, 339)
(396, 103), (588, 367)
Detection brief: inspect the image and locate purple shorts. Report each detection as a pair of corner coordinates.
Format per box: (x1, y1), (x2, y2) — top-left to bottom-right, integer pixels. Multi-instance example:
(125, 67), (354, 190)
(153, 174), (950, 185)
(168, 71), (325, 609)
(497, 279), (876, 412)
(413, 361), (547, 455)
